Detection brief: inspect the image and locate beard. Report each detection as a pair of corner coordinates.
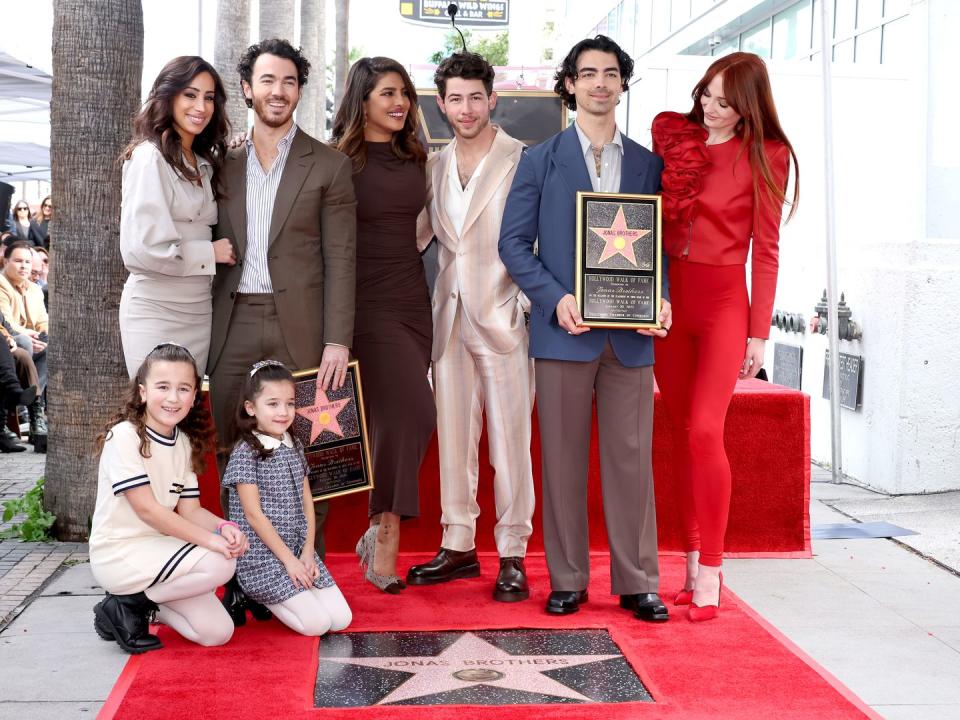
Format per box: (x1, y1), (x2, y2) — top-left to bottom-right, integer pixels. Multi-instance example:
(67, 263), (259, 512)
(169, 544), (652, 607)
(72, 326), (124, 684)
(253, 93), (297, 128)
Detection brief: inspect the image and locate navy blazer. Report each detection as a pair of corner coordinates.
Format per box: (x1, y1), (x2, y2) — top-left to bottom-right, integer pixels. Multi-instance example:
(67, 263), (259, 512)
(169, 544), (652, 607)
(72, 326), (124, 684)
(498, 124), (668, 367)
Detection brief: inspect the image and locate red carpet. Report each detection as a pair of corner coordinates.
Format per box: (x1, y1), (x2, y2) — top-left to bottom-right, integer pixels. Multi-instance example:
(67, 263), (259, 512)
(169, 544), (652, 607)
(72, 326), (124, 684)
(198, 380), (811, 557)
(100, 554), (875, 720)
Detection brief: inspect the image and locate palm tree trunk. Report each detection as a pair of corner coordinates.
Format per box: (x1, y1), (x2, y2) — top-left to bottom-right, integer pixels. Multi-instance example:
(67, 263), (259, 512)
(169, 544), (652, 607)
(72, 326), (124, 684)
(298, 0), (326, 139)
(214, 0), (250, 135)
(47, 0), (143, 540)
(259, 0), (294, 42)
(333, 0), (350, 113)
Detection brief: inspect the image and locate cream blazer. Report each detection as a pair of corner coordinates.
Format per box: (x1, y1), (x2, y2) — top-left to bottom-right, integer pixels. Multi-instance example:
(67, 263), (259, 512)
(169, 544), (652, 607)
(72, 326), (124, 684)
(0, 273), (47, 334)
(417, 127), (528, 362)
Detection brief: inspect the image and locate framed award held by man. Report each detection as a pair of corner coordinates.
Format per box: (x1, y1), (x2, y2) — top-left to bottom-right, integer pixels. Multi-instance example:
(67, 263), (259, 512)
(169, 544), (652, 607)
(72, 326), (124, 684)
(291, 361), (374, 502)
(574, 191), (663, 329)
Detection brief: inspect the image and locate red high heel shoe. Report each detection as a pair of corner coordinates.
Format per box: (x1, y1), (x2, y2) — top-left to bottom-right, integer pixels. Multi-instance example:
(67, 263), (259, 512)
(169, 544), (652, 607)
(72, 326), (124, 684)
(673, 588), (694, 606)
(688, 573), (723, 622)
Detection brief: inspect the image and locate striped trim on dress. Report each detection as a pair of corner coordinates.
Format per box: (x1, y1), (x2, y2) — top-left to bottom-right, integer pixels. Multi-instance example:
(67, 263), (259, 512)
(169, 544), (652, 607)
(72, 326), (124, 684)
(145, 426), (178, 447)
(148, 542), (198, 587)
(112, 474), (150, 495)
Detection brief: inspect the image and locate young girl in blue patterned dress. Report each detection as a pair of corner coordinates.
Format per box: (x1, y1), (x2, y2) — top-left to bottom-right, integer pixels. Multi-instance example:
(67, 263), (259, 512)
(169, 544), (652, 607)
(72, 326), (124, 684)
(222, 360), (352, 636)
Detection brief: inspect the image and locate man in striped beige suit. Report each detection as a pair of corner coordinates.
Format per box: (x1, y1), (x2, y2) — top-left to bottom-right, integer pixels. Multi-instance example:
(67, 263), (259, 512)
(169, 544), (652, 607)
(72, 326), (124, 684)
(406, 53), (535, 602)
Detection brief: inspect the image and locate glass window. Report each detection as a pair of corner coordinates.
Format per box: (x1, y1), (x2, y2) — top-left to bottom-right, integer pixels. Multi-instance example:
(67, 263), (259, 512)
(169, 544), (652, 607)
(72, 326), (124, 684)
(883, 0), (910, 18)
(858, 0), (884, 28)
(833, 37), (855, 62)
(834, 0), (857, 38)
(812, 0), (823, 52)
(635, 0), (654, 54)
(712, 36), (740, 57)
(855, 26), (882, 62)
(691, 0), (715, 15)
(742, 19), (772, 58)
(881, 16), (909, 64)
(773, 0), (813, 60)
(651, 0), (671, 40)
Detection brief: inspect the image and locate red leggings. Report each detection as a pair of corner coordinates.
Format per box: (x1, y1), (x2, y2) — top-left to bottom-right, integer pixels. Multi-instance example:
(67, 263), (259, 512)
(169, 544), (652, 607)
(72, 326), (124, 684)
(654, 260), (748, 567)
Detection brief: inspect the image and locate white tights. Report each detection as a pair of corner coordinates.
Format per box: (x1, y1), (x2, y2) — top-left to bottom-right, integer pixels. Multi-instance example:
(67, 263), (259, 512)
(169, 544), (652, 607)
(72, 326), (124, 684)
(267, 586), (352, 637)
(144, 552), (236, 647)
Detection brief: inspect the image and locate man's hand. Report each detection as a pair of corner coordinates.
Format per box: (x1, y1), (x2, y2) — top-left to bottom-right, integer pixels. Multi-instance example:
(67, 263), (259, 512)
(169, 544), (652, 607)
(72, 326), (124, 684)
(740, 338), (766, 379)
(7, 336), (16, 352)
(636, 299), (672, 338)
(556, 294), (590, 335)
(318, 344), (350, 390)
(213, 238), (236, 265)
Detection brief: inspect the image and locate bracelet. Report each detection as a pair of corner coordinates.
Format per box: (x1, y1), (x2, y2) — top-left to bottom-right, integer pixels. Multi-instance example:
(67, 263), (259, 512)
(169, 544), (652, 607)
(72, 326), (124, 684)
(216, 520), (240, 535)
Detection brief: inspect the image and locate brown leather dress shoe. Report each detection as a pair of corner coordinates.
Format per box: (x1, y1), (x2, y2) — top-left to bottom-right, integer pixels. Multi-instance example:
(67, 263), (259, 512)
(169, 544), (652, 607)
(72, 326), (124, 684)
(406, 548), (481, 585)
(493, 557), (529, 602)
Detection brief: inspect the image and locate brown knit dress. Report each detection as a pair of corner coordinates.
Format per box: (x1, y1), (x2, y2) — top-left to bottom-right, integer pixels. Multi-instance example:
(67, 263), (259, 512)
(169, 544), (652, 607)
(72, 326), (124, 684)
(352, 141), (436, 519)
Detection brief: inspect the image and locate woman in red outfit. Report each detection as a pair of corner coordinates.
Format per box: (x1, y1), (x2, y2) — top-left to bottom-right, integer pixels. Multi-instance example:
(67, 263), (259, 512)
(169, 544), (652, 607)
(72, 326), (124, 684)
(652, 52), (799, 621)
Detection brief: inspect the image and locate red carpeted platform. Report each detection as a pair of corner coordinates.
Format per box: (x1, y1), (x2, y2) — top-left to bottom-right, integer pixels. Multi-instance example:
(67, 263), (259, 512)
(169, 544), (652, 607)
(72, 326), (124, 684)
(198, 379), (810, 557)
(100, 554), (875, 720)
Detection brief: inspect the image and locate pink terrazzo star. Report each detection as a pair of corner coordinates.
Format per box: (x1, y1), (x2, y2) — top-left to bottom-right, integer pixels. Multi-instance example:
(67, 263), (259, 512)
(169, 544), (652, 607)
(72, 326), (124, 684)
(296, 384), (351, 443)
(590, 205), (651, 266)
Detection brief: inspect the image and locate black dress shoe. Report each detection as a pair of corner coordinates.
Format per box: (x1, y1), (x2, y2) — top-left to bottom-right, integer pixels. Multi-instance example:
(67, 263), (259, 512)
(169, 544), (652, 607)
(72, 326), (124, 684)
(493, 557), (529, 602)
(0, 426), (26, 453)
(93, 592), (163, 654)
(620, 593), (669, 622)
(546, 589), (588, 615)
(406, 548), (480, 585)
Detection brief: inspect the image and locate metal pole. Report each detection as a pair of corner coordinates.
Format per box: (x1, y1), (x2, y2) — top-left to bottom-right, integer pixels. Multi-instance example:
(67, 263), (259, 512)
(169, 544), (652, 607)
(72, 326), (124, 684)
(198, 0), (203, 55)
(819, 0), (843, 483)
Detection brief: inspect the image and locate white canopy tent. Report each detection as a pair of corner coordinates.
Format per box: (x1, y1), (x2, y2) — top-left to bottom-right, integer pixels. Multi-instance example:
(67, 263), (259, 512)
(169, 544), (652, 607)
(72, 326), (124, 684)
(0, 50), (52, 182)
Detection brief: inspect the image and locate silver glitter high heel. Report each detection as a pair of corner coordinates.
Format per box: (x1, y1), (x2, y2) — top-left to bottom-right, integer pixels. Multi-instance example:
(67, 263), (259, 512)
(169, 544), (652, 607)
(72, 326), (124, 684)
(356, 525), (405, 594)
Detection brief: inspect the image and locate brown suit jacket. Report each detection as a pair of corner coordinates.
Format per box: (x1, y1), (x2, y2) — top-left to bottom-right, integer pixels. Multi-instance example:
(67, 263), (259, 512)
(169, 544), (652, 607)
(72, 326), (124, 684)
(209, 128), (357, 373)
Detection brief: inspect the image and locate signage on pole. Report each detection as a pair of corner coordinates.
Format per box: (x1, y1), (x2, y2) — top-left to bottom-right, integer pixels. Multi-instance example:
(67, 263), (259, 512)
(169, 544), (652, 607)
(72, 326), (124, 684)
(399, 0), (510, 28)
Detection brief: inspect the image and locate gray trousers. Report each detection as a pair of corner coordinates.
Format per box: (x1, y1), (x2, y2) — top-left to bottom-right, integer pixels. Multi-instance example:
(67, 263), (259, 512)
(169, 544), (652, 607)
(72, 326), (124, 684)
(534, 340), (659, 595)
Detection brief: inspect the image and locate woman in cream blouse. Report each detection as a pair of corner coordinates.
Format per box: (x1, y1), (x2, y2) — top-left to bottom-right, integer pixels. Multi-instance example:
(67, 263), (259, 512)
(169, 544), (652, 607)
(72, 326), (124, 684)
(119, 56), (236, 377)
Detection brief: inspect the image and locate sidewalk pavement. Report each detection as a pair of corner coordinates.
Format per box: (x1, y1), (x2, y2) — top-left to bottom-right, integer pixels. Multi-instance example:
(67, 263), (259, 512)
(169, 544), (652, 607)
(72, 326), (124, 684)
(1, 456), (959, 719)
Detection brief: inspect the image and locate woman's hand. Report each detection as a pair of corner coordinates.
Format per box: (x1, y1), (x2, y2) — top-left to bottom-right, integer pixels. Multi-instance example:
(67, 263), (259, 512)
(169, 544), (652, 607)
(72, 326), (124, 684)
(740, 338), (766, 379)
(204, 532), (234, 559)
(212, 238), (236, 265)
(300, 549), (321, 581)
(219, 524), (249, 557)
(283, 556), (314, 590)
(228, 131), (248, 149)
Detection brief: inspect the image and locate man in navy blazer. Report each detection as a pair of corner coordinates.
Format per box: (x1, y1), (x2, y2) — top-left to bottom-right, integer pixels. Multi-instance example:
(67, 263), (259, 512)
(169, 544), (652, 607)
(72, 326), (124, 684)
(499, 35), (672, 621)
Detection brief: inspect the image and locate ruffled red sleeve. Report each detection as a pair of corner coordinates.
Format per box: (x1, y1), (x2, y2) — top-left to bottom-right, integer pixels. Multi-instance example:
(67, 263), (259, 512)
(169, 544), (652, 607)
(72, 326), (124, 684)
(651, 112), (710, 229)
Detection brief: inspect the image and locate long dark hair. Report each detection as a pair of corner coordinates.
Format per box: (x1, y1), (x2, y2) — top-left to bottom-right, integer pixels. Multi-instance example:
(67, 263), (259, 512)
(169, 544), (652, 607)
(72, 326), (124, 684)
(96, 344), (215, 475)
(330, 56), (426, 173)
(687, 52), (799, 221)
(122, 56), (229, 194)
(229, 361), (300, 460)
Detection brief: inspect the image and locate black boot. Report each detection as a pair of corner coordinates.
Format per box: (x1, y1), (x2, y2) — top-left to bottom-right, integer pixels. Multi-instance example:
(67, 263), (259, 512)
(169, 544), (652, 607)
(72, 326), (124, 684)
(2, 383), (36, 412)
(221, 575), (248, 627)
(0, 426), (26, 453)
(27, 398), (46, 454)
(93, 592), (163, 654)
(247, 597), (273, 622)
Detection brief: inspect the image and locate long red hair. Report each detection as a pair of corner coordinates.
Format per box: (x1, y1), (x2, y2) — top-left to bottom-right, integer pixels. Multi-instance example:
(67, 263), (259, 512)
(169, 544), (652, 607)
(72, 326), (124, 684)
(688, 52), (799, 221)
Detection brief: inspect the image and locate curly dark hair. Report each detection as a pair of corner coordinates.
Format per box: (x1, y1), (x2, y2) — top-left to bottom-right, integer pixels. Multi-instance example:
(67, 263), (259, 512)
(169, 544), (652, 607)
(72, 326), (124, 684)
(121, 56), (229, 194)
(227, 361), (303, 460)
(434, 51), (495, 97)
(331, 56), (426, 173)
(96, 344), (216, 475)
(553, 35), (634, 111)
(237, 38), (311, 109)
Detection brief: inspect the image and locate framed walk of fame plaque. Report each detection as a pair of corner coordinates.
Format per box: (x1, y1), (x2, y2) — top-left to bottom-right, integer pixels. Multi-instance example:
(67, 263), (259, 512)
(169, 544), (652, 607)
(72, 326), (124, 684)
(574, 191), (663, 329)
(291, 361), (374, 502)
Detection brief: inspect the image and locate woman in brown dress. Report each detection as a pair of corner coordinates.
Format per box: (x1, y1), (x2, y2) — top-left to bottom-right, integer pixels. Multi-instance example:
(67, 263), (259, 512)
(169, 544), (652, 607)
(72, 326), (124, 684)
(331, 57), (435, 593)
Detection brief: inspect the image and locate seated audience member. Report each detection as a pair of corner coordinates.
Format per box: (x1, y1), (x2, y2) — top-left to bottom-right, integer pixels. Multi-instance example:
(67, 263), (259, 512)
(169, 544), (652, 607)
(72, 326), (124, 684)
(0, 231), (13, 248)
(36, 196), (52, 248)
(0, 326), (39, 453)
(0, 242), (48, 449)
(31, 248), (48, 307)
(9, 201), (45, 247)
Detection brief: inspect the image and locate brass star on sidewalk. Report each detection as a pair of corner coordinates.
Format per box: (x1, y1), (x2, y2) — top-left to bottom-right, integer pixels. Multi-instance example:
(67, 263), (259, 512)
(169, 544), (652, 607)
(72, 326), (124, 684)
(324, 631), (619, 704)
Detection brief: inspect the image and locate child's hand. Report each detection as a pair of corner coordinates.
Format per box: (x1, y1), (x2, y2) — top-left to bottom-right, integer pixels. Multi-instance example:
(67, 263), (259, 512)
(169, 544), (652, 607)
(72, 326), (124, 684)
(205, 533), (233, 559)
(300, 551), (321, 581)
(283, 556), (313, 590)
(220, 525), (249, 557)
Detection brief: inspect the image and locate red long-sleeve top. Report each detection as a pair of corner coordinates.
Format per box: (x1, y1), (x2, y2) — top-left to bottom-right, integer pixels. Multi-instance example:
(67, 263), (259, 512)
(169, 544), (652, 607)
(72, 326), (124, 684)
(652, 112), (789, 339)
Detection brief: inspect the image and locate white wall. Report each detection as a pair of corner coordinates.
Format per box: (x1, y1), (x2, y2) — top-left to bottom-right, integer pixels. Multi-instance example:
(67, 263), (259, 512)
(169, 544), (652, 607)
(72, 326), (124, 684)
(624, 11), (960, 494)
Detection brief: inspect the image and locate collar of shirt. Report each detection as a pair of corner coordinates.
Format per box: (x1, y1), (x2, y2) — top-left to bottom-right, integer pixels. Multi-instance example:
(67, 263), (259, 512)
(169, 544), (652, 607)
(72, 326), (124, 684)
(253, 431), (294, 450)
(574, 121), (624, 161)
(245, 122), (299, 157)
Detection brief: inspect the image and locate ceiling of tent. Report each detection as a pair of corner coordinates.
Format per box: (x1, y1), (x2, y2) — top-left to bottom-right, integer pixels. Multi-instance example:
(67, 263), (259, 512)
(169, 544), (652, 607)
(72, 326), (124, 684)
(0, 50), (51, 182)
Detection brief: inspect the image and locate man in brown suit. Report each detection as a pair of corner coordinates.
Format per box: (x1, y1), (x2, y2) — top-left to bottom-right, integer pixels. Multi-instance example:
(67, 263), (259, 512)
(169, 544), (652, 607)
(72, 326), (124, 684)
(209, 38), (356, 563)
